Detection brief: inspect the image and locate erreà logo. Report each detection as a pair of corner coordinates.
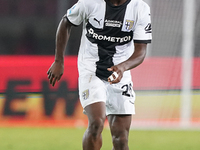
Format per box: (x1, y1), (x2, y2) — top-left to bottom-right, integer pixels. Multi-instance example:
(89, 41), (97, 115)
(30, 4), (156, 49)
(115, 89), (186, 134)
(145, 23), (152, 33)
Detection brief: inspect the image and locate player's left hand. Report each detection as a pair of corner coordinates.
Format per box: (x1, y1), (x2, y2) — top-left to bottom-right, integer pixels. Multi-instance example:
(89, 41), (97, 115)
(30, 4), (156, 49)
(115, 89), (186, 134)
(107, 64), (125, 84)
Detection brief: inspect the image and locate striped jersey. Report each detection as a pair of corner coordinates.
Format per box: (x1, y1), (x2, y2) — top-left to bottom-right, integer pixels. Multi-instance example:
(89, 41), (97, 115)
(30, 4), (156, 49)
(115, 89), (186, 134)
(66, 0), (152, 81)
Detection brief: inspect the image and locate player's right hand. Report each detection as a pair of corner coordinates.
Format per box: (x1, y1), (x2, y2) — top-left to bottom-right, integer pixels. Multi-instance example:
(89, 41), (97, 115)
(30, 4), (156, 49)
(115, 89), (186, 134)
(107, 64), (125, 84)
(47, 61), (64, 86)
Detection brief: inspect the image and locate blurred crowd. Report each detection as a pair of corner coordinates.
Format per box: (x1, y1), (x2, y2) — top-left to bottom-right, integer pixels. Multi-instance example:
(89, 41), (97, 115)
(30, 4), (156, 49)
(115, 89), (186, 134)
(0, 0), (199, 56)
(0, 0), (79, 55)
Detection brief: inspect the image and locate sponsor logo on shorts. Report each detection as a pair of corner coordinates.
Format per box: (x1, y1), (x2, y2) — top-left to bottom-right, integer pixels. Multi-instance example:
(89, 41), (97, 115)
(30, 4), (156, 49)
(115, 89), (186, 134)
(82, 89), (89, 100)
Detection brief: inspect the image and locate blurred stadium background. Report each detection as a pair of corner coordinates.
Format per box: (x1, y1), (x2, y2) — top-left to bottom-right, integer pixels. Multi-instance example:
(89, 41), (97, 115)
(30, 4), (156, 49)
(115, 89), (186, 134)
(0, 0), (200, 131)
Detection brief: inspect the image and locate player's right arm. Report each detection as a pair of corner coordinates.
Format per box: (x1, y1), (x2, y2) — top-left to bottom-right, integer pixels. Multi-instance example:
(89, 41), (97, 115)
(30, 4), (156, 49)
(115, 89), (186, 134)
(47, 17), (73, 87)
(47, 0), (86, 86)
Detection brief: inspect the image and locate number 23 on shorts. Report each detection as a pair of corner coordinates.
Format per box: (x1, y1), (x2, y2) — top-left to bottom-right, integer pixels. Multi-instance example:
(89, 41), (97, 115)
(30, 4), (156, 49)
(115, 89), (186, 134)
(121, 83), (134, 97)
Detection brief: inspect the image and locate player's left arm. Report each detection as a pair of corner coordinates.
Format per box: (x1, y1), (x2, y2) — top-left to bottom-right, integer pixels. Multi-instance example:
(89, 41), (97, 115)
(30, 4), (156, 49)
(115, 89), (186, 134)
(107, 43), (147, 84)
(108, 2), (151, 84)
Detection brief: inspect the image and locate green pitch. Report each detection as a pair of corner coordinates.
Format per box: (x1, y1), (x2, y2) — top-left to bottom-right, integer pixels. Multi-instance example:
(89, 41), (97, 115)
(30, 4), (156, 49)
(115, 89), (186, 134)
(0, 128), (200, 150)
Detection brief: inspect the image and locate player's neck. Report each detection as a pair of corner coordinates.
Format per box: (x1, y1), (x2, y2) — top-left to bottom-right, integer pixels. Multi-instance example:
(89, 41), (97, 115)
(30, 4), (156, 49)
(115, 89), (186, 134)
(106, 0), (128, 6)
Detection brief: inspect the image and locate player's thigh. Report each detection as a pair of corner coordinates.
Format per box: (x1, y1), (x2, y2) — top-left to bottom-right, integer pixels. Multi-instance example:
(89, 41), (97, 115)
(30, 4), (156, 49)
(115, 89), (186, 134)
(79, 74), (107, 109)
(107, 115), (132, 136)
(84, 102), (106, 123)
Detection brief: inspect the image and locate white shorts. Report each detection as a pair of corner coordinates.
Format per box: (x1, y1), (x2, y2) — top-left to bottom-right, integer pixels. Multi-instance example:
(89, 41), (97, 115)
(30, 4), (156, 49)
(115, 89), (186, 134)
(78, 74), (135, 115)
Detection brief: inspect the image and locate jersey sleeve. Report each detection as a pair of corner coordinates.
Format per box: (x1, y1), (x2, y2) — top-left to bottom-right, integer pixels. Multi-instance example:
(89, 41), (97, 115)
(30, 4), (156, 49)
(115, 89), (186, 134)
(65, 0), (86, 26)
(133, 2), (152, 43)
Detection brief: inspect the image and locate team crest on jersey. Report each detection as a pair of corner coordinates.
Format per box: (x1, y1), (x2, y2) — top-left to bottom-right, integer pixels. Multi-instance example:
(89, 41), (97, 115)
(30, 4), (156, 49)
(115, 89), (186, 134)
(125, 20), (134, 31)
(82, 89), (89, 100)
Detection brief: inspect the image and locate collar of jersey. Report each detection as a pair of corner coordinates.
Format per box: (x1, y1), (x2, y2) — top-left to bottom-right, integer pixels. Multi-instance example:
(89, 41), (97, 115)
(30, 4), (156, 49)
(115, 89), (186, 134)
(105, 0), (131, 9)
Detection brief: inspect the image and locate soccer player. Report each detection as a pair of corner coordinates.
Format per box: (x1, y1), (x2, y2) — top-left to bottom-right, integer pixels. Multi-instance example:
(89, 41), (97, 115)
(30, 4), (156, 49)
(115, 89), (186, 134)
(47, 0), (152, 149)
